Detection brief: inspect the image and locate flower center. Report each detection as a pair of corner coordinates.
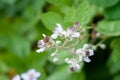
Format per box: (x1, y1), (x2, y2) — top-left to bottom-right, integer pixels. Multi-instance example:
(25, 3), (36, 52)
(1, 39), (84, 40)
(70, 66), (75, 72)
(44, 36), (50, 43)
(85, 51), (90, 56)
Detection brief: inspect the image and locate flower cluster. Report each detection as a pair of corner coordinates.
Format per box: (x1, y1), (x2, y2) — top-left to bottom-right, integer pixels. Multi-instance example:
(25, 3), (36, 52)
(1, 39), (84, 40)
(12, 69), (41, 80)
(36, 22), (95, 71)
(65, 44), (94, 71)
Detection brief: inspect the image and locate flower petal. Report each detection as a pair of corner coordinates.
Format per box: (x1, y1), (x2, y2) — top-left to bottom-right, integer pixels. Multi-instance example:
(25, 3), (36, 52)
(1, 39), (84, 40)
(12, 75), (21, 80)
(51, 34), (58, 39)
(89, 49), (94, 56)
(76, 49), (82, 54)
(72, 32), (80, 38)
(83, 57), (91, 62)
(78, 55), (83, 62)
(36, 47), (45, 53)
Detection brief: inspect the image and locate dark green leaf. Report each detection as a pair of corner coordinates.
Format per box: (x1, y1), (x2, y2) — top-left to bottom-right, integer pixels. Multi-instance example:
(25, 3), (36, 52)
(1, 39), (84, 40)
(114, 74), (120, 80)
(108, 38), (120, 74)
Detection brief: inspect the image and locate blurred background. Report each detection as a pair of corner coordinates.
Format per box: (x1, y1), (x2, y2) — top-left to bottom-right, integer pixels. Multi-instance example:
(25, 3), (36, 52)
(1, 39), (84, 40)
(0, 0), (120, 80)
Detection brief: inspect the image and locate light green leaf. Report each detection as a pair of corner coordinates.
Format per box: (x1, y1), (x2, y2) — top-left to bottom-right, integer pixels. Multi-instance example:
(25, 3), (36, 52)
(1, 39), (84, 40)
(72, 0), (83, 7)
(25, 52), (48, 68)
(0, 62), (9, 73)
(2, 53), (26, 72)
(96, 20), (120, 36)
(47, 0), (71, 13)
(88, 0), (119, 7)
(9, 36), (31, 58)
(64, 8), (76, 23)
(47, 0), (71, 7)
(41, 12), (63, 31)
(68, 72), (85, 80)
(47, 65), (71, 80)
(104, 2), (120, 20)
(0, 75), (9, 80)
(76, 0), (94, 25)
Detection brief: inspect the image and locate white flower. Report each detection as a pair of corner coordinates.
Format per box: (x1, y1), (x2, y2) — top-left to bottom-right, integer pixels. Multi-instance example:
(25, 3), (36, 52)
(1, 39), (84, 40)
(78, 55), (83, 62)
(36, 40), (45, 53)
(72, 32), (80, 38)
(51, 23), (64, 39)
(76, 44), (94, 63)
(12, 75), (21, 80)
(36, 35), (52, 53)
(21, 69), (40, 80)
(36, 47), (45, 53)
(65, 58), (80, 72)
(83, 57), (91, 62)
(37, 40), (45, 48)
(51, 34), (58, 39)
(63, 27), (80, 40)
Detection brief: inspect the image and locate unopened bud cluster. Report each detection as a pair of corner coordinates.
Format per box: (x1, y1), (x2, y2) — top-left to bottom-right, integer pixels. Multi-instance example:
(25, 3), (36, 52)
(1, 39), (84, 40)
(36, 22), (96, 72)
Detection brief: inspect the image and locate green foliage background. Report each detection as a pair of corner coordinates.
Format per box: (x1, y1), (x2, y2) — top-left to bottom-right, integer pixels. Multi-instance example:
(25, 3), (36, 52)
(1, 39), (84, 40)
(0, 0), (120, 80)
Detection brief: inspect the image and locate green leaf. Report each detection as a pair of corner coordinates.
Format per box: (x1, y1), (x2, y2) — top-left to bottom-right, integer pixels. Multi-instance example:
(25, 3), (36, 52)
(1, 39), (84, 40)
(114, 75), (120, 80)
(109, 38), (120, 62)
(25, 52), (48, 68)
(104, 2), (120, 20)
(76, 0), (94, 25)
(2, 53), (28, 72)
(2, 0), (16, 4)
(109, 61), (120, 74)
(47, 0), (71, 13)
(88, 0), (119, 7)
(47, 0), (71, 7)
(9, 36), (31, 58)
(47, 65), (72, 80)
(64, 8), (76, 23)
(71, 0), (83, 8)
(0, 34), (8, 48)
(96, 20), (120, 36)
(0, 62), (9, 73)
(41, 12), (63, 31)
(108, 38), (120, 74)
(0, 75), (9, 80)
(68, 72), (85, 80)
